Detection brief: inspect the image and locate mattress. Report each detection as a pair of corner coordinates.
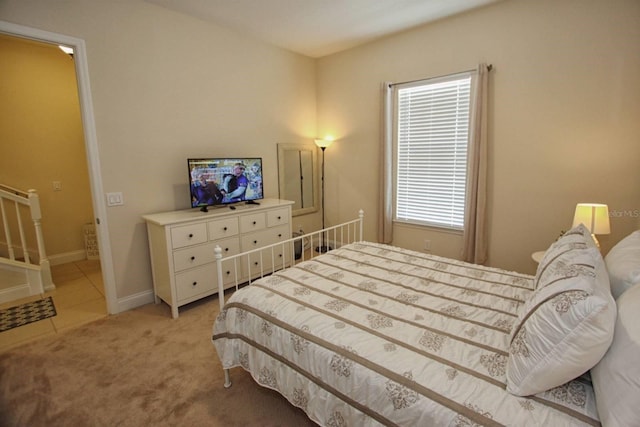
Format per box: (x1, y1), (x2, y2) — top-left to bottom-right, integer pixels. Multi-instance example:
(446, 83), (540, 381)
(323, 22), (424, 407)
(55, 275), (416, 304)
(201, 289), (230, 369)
(212, 242), (600, 426)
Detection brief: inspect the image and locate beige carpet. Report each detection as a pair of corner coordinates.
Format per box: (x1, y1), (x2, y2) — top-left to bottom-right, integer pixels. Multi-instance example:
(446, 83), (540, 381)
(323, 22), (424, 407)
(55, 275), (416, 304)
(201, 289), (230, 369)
(0, 295), (317, 426)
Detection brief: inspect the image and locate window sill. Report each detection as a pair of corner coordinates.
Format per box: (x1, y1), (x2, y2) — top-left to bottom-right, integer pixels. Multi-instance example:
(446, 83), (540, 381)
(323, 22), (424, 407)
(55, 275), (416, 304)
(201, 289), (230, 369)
(393, 220), (463, 236)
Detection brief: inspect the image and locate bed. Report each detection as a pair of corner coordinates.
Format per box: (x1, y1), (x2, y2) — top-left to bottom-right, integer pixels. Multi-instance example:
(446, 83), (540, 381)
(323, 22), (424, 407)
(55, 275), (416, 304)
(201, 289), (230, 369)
(212, 213), (640, 426)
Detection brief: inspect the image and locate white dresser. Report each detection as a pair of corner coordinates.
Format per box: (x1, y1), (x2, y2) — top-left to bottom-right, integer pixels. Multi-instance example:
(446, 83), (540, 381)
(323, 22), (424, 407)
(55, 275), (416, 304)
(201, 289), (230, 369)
(142, 199), (293, 318)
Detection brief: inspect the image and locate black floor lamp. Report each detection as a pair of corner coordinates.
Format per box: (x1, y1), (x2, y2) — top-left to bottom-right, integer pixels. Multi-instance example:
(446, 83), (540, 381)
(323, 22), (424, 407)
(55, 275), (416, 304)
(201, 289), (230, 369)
(314, 137), (334, 253)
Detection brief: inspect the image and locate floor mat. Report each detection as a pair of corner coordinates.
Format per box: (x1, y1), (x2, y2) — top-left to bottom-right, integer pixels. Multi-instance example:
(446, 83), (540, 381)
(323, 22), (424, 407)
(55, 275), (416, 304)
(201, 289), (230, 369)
(0, 297), (57, 332)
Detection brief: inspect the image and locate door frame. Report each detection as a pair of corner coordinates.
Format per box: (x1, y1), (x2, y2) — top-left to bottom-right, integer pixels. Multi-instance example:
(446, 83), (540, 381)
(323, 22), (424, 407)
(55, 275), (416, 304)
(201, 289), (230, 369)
(0, 20), (117, 314)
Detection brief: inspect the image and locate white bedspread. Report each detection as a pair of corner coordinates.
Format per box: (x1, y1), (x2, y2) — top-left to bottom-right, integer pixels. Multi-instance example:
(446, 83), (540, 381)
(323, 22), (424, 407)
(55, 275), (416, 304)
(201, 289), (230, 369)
(212, 242), (600, 426)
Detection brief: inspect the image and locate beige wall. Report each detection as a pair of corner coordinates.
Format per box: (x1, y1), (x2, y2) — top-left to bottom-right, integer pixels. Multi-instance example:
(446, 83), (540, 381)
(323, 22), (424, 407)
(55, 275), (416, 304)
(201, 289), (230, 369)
(316, 0), (640, 274)
(0, 0), (317, 304)
(0, 34), (93, 260)
(2, 0), (638, 310)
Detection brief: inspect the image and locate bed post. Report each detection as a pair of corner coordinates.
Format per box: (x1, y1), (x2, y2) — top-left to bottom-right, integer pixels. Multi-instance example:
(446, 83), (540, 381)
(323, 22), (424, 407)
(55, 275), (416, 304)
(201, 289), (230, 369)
(214, 246), (225, 312)
(215, 245), (233, 388)
(223, 369), (232, 388)
(358, 209), (364, 242)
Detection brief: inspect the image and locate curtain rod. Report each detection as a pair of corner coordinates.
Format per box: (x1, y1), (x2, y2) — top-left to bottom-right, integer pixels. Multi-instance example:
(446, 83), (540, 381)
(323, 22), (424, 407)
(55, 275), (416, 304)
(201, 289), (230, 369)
(388, 64), (493, 88)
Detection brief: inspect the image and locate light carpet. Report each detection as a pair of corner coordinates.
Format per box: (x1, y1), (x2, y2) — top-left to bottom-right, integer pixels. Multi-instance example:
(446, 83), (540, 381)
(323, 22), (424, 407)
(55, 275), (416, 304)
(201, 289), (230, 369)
(0, 294), (316, 426)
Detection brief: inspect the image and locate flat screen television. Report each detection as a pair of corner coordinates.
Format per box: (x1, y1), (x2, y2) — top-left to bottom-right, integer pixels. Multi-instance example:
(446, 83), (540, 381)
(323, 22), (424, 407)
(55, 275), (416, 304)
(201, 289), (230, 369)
(188, 157), (263, 211)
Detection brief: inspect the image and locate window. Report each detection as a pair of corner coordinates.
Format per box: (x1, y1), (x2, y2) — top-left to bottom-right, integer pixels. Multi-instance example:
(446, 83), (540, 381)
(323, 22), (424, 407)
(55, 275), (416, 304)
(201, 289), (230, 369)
(394, 72), (472, 230)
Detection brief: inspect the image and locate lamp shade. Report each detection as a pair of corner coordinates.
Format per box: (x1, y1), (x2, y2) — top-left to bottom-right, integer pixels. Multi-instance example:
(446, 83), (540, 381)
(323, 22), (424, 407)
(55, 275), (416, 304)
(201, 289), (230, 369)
(314, 138), (334, 149)
(572, 203), (611, 235)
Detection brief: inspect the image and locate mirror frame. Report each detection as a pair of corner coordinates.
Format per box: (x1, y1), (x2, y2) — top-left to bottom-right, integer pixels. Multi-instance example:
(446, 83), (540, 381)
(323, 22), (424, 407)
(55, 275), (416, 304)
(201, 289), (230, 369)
(277, 142), (319, 217)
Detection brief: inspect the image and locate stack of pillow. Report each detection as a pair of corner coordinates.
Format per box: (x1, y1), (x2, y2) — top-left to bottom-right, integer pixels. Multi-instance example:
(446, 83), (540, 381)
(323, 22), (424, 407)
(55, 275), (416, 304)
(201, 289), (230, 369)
(505, 226), (640, 426)
(591, 230), (640, 426)
(506, 224), (616, 396)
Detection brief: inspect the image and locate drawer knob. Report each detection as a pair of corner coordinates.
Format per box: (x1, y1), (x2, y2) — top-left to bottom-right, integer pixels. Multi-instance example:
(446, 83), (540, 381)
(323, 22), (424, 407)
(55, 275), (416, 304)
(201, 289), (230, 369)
(188, 233), (194, 238)
(192, 281), (197, 286)
(253, 240), (258, 244)
(254, 261), (259, 266)
(253, 221), (257, 225)
(223, 226), (228, 231)
(277, 216), (281, 220)
(225, 271), (230, 275)
(278, 233), (282, 237)
(224, 247), (229, 252)
(190, 256), (195, 261)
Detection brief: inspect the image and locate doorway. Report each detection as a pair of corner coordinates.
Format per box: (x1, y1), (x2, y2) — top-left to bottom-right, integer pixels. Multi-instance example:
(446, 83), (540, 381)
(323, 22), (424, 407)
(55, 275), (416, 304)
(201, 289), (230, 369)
(0, 20), (116, 315)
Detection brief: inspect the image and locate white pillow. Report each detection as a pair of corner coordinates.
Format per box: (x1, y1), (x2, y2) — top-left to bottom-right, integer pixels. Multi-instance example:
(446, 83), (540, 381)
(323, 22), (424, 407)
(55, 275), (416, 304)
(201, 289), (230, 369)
(534, 224), (594, 289)
(605, 230), (640, 299)
(591, 282), (640, 427)
(506, 227), (616, 396)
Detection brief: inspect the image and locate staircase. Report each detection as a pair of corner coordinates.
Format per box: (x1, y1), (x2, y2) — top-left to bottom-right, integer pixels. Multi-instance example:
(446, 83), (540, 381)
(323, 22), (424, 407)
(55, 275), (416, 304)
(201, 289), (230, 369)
(0, 184), (54, 304)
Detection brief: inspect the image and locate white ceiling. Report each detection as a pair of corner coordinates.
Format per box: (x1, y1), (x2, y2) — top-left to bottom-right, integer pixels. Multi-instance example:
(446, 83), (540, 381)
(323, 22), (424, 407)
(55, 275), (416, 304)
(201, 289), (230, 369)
(146, 0), (501, 58)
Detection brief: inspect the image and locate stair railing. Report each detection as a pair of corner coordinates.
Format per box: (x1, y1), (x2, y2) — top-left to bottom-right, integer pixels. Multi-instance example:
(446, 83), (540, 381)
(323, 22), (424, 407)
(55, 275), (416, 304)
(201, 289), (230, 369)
(0, 184), (54, 292)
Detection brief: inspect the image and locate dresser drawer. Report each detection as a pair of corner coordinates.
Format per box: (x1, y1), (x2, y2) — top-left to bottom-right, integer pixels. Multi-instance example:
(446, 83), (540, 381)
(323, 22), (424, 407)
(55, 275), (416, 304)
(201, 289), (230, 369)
(218, 257), (243, 286)
(213, 236), (241, 259)
(173, 242), (216, 272)
(208, 217), (239, 240)
(211, 237), (242, 286)
(266, 207), (290, 227)
(239, 212), (266, 233)
(175, 264), (215, 301)
(265, 224), (291, 243)
(170, 223), (207, 249)
(240, 224), (290, 252)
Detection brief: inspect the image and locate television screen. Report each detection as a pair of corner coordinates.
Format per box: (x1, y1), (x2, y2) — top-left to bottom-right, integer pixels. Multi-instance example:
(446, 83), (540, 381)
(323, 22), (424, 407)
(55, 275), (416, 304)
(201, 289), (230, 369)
(188, 158), (263, 211)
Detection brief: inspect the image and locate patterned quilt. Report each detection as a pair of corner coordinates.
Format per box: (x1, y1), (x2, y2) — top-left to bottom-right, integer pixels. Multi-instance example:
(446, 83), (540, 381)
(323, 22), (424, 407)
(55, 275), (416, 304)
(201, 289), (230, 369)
(212, 242), (600, 426)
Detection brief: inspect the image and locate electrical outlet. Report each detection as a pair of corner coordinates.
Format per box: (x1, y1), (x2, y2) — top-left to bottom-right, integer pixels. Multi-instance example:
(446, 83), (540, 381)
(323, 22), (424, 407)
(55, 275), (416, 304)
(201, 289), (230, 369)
(52, 181), (62, 191)
(424, 240), (432, 251)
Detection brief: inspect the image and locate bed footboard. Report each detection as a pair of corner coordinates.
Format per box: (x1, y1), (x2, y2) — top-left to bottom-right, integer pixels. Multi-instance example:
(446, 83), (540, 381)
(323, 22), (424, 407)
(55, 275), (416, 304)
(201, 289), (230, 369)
(214, 209), (364, 312)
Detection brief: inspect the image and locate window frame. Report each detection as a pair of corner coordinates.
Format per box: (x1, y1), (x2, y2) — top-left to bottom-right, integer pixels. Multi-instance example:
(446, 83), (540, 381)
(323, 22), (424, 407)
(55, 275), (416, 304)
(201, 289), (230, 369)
(392, 71), (473, 231)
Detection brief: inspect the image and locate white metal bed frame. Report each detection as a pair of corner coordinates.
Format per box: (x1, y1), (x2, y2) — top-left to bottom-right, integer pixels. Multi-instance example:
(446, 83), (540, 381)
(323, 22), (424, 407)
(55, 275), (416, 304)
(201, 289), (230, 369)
(214, 209), (364, 387)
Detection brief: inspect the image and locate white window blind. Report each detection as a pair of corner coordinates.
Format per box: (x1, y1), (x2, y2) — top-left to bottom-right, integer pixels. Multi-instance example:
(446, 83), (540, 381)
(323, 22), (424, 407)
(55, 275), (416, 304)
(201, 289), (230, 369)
(395, 73), (471, 229)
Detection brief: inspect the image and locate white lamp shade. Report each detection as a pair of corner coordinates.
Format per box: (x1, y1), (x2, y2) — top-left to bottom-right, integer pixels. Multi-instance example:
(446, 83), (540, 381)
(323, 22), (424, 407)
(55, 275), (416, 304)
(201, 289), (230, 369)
(314, 138), (334, 149)
(572, 203), (611, 235)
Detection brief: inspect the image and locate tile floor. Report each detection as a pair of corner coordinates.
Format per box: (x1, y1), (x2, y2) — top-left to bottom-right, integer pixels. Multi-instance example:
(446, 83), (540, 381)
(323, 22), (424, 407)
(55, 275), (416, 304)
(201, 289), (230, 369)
(0, 259), (107, 352)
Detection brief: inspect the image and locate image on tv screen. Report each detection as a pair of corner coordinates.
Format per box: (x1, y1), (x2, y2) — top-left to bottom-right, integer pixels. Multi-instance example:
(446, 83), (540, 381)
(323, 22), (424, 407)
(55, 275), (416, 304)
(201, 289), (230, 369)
(188, 158), (263, 210)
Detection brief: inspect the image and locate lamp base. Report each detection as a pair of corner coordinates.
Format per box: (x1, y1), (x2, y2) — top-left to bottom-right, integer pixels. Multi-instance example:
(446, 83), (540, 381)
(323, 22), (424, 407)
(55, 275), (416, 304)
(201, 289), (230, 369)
(315, 245), (332, 253)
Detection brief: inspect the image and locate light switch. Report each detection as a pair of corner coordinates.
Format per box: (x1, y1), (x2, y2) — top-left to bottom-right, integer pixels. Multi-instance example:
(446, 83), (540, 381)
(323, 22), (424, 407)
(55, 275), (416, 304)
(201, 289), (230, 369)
(106, 192), (124, 206)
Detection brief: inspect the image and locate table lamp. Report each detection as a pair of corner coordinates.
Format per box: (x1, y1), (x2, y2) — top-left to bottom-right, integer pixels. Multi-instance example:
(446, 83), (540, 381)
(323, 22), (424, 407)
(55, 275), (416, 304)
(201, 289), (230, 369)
(572, 203), (610, 248)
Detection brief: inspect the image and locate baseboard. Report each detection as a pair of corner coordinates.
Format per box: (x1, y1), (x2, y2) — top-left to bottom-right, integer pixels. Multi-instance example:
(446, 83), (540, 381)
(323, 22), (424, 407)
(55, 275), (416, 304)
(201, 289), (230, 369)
(116, 289), (155, 314)
(0, 283), (32, 305)
(0, 239), (88, 267)
(48, 250), (87, 266)
(0, 261), (45, 304)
